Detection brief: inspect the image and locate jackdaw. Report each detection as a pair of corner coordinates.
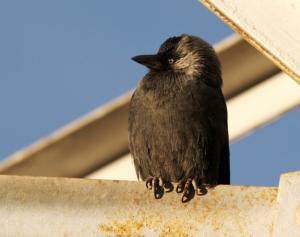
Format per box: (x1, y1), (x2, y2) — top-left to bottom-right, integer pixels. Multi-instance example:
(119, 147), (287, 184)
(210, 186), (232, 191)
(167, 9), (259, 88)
(129, 34), (230, 202)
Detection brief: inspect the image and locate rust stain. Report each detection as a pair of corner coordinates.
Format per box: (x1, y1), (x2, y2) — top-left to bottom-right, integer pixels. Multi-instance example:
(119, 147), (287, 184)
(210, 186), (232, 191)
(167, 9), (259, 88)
(194, 187), (277, 235)
(98, 220), (144, 237)
(98, 219), (197, 237)
(98, 185), (277, 236)
(159, 222), (194, 237)
(98, 224), (114, 232)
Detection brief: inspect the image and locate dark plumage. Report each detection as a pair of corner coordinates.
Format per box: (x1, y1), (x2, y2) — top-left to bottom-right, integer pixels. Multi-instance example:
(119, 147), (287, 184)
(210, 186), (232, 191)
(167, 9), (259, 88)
(129, 34), (230, 202)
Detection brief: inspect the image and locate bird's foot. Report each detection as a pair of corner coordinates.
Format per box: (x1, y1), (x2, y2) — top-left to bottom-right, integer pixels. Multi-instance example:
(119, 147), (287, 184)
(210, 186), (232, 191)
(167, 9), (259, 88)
(176, 178), (208, 202)
(145, 177), (173, 199)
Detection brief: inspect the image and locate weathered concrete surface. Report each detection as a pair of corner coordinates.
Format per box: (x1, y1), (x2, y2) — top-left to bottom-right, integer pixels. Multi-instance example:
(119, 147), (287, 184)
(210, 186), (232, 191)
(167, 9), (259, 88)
(0, 175), (278, 237)
(273, 171), (300, 237)
(199, 0), (300, 83)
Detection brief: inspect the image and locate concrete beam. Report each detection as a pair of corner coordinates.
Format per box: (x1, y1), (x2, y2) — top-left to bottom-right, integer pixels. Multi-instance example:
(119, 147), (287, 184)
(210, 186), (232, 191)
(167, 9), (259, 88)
(0, 175), (278, 237)
(0, 94), (131, 177)
(4, 172), (300, 236)
(273, 171), (300, 236)
(215, 35), (278, 99)
(199, 0), (300, 83)
(228, 72), (300, 142)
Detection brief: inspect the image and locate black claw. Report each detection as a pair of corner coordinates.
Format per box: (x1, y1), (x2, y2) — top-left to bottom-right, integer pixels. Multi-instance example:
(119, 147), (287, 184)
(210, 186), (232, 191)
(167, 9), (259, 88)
(182, 194), (189, 203)
(153, 177), (164, 199)
(181, 186), (195, 203)
(163, 182), (174, 192)
(177, 178), (196, 202)
(181, 184), (195, 203)
(153, 177), (159, 196)
(196, 185), (208, 196)
(154, 185), (164, 199)
(176, 184), (184, 193)
(145, 176), (166, 199)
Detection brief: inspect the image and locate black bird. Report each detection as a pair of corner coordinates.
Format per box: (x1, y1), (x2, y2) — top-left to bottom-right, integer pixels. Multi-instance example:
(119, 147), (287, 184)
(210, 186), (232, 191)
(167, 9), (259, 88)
(129, 34), (230, 202)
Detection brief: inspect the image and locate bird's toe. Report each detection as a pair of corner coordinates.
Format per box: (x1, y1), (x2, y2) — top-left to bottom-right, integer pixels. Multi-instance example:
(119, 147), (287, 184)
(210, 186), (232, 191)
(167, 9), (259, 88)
(145, 176), (166, 199)
(163, 181), (174, 192)
(181, 178), (195, 203)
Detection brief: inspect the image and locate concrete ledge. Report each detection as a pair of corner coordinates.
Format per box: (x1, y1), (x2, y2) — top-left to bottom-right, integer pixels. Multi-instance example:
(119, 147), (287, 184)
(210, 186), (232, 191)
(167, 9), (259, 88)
(273, 171), (300, 236)
(0, 175), (281, 236)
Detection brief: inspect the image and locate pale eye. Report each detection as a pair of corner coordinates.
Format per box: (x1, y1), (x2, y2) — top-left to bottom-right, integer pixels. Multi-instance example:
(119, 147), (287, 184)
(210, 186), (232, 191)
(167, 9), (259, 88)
(168, 58), (175, 64)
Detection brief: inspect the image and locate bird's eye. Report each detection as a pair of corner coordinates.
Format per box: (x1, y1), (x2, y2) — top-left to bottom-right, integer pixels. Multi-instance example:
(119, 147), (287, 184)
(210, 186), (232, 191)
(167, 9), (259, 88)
(168, 58), (175, 64)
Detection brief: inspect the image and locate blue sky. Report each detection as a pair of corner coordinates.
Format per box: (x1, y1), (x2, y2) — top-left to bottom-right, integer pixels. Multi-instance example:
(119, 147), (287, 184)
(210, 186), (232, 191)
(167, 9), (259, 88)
(0, 1), (299, 186)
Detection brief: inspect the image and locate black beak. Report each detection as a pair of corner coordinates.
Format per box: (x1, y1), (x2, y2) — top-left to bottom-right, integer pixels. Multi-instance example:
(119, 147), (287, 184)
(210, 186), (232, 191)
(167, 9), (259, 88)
(132, 54), (163, 70)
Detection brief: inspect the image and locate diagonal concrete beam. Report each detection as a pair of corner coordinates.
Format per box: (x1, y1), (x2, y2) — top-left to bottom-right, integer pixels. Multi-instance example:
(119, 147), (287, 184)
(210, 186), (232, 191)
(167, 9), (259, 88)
(228, 72), (300, 142)
(0, 94), (131, 177)
(199, 0), (300, 83)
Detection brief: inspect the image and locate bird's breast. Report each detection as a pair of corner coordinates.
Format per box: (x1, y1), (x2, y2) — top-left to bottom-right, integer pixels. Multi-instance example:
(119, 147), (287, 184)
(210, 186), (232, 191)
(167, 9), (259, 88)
(139, 74), (191, 108)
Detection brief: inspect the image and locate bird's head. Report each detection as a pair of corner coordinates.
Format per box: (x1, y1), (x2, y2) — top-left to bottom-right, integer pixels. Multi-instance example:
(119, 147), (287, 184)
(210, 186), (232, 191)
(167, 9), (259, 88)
(132, 34), (221, 86)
